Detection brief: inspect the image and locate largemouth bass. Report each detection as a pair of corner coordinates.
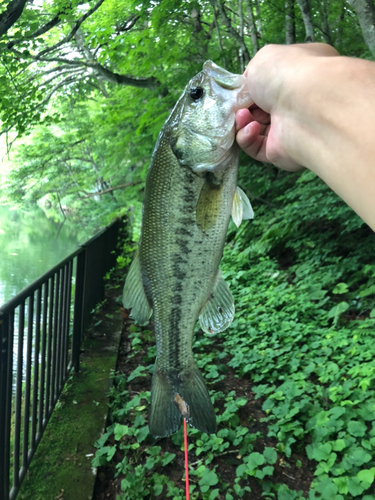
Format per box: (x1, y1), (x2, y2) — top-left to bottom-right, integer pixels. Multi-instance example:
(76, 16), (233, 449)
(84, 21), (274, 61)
(123, 61), (253, 438)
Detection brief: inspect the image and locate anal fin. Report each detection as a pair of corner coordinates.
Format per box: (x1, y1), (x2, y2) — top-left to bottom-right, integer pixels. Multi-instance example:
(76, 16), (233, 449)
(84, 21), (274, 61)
(123, 249), (152, 325)
(199, 272), (235, 335)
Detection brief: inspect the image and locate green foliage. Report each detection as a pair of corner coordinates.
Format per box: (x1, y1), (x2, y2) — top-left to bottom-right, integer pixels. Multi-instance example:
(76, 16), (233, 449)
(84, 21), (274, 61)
(94, 155), (374, 498)
(1, 0), (373, 227)
(219, 160), (375, 498)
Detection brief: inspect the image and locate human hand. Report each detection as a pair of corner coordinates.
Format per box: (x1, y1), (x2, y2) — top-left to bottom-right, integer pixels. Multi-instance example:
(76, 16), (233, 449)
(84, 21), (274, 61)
(236, 43), (339, 171)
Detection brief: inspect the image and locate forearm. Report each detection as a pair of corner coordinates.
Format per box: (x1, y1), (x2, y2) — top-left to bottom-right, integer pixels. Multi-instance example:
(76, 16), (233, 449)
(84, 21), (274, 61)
(282, 56), (375, 231)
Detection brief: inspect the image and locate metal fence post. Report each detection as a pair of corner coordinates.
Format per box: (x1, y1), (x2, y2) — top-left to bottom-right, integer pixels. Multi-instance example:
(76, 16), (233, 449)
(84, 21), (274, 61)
(72, 249), (86, 373)
(0, 312), (10, 500)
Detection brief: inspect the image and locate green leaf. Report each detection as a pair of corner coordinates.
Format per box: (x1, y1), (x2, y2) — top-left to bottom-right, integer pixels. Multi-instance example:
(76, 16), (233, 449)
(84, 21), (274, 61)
(127, 365), (147, 382)
(135, 425), (149, 443)
(246, 452), (265, 469)
(236, 463), (248, 478)
(347, 477), (366, 496)
(262, 465), (274, 476)
(333, 476), (348, 495)
(311, 443), (332, 461)
(357, 469), (375, 484)
(154, 484), (163, 496)
(348, 421), (367, 437)
(359, 285), (375, 297)
(148, 446), (162, 456)
(263, 447), (277, 464)
(198, 468), (218, 493)
(332, 439), (346, 452)
(209, 489), (220, 500)
(114, 424), (129, 441)
(277, 484), (299, 500)
(351, 447), (372, 466)
(315, 478), (338, 498)
(328, 301), (349, 319)
(162, 452), (176, 466)
(333, 283), (349, 294)
(145, 456), (156, 470)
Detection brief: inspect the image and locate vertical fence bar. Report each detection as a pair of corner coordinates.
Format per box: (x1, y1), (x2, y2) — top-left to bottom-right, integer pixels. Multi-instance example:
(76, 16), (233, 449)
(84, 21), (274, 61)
(5, 313), (14, 499)
(0, 312), (10, 500)
(45, 276), (54, 421)
(51, 272), (60, 407)
(22, 294), (34, 473)
(56, 268), (64, 394)
(38, 281), (48, 437)
(59, 266), (66, 388)
(72, 250), (86, 373)
(31, 288), (41, 451)
(13, 302), (25, 490)
(63, 261), (73, 376)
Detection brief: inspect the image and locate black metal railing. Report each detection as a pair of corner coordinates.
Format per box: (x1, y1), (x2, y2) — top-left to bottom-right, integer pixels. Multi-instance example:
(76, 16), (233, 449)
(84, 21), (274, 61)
(0, 217), (125, 500)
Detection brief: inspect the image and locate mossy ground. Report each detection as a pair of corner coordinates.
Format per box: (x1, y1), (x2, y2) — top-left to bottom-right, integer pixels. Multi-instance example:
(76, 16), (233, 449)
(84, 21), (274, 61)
(18, 294), (122, 500)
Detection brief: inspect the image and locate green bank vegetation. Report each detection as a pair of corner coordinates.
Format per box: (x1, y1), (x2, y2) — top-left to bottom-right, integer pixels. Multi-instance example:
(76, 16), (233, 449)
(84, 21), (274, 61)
(93, 162), (375, 500)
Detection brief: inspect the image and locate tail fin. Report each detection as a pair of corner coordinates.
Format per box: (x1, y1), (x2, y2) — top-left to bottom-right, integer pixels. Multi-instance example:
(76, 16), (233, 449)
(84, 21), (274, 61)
(149, 362), (217, 438)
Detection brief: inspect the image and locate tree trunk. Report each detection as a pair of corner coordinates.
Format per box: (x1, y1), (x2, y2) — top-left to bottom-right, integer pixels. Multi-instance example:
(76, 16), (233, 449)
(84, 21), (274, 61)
(244, 0), (259, 56)
(254, 0), (262, 37)
(296, 0), (314, 42)
(347, 0), (375, 53)
(285, 0), (295, 45)
(0, 0), (28, 37)
(210, 0), (250, 63)
(321, 0), (332, 44)
(213, 7), (226, 66)
(238, 0), (245, 71)
(334, 4), (345, 51)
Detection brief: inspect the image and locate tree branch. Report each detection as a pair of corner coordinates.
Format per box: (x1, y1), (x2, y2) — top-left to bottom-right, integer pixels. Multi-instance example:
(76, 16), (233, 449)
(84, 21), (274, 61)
(0, 0), (29, 38)
(116, 14), (140, 33)
(9, 47), (160, 89)
(6, 11), (61, 49)
(37, 0), (106, 58)
(82, 181), (143, 197)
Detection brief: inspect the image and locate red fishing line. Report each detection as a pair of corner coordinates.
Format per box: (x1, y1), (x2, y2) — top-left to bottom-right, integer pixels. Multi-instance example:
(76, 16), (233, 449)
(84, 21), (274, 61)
(184, 418), (190, 500)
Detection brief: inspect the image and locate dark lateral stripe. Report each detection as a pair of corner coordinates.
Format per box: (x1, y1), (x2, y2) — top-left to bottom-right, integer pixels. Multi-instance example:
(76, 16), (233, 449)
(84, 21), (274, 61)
(166, 167), (197, 368)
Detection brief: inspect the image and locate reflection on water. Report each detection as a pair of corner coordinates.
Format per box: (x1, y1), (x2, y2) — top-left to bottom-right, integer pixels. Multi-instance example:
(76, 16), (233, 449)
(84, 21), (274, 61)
(0, 205), (90, 307)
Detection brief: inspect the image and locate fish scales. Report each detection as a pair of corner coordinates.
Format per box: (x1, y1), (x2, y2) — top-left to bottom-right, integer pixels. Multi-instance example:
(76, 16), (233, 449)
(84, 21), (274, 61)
(123, 61), (253, 437)
(141, 134), (237, 368)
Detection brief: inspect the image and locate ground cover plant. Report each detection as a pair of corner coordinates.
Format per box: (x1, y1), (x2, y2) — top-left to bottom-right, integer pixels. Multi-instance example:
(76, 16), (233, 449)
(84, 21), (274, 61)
(92, 158), (375, 500)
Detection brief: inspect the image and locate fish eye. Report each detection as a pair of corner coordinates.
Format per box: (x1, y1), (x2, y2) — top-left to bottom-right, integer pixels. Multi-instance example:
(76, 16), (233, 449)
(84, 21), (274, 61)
(189, 87), (204, 100)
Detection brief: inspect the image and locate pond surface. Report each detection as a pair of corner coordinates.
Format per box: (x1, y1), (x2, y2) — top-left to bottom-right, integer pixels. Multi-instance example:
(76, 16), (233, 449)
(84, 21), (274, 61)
(0, 205), (93, 407)
(0, 205), (90, 307)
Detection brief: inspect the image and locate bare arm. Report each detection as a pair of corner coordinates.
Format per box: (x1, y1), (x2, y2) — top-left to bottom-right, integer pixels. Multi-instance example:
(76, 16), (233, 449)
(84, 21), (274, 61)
(236, 43), (375, 231)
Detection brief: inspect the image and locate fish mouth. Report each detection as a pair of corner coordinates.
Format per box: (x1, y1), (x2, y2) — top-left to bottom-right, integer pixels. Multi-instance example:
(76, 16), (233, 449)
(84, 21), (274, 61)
(204, 60), (244, 90)
(203, 60), (253, 110)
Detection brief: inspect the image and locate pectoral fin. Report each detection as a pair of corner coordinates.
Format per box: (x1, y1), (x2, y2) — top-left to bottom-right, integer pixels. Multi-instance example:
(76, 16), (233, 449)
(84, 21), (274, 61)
(231, 186), (254, 227)
(199, 273), (235, 335)
(123, 249), (152, 325)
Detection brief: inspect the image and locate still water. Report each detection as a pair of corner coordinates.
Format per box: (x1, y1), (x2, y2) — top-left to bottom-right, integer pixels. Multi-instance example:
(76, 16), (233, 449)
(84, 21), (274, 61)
(0, 205), (90, 307)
